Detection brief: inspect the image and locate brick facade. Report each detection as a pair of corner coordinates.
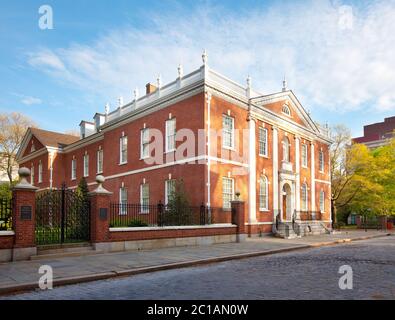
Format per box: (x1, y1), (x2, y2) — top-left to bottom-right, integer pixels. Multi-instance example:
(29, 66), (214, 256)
(17, 62), (332, 236)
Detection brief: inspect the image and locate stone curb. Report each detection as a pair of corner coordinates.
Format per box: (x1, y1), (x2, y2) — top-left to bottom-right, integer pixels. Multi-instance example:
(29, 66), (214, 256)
(0, 233), (391, 296)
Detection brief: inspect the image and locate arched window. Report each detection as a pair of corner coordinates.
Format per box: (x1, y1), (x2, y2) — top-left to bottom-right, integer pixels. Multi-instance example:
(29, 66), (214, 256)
(301, 183), (308, 211)
(282, 104), (291, 116)
(282, 137), (290, 162)
(259, 176), (269, 210)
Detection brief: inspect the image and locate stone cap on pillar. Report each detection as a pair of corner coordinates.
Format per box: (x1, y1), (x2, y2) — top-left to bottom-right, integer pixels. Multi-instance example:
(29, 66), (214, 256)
(89, 175), (113, 195)
(13, 167), (38, 191)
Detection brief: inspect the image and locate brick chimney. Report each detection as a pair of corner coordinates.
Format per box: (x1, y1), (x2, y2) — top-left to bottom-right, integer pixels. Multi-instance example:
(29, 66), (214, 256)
(146, 83), (157, 94)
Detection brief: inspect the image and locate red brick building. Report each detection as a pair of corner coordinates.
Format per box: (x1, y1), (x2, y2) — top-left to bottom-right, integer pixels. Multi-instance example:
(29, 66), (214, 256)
(16, 52), (332, 236)
(352, 116), (395, 148)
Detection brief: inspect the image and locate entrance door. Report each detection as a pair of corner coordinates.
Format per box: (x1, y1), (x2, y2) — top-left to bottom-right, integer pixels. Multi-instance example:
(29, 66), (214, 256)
(282, 194), (287, 220)
(35, 184), (90, 245)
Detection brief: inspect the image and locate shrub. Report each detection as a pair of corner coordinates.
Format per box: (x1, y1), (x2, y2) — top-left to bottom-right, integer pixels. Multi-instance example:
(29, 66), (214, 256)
(128, 219), (148, 227)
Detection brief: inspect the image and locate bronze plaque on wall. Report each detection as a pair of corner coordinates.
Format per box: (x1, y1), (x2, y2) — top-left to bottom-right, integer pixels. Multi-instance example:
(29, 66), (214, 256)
(20, 206), (32, 220)
(99, 208), (108, 220)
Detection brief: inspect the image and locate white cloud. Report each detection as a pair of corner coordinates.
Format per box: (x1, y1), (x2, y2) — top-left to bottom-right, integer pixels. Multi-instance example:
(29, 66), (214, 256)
(27, 0), (395, 114)
(20, 96), (42, 105)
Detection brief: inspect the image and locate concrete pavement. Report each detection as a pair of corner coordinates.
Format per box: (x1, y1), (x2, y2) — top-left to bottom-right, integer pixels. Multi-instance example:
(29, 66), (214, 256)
(0, 230), (392, 296)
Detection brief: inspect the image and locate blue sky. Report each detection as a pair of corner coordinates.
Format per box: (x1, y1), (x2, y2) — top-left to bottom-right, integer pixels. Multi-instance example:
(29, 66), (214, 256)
(1, 0), (394, 137)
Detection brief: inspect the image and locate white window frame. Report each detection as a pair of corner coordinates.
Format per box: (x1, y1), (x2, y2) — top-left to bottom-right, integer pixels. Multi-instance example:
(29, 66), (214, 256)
(165, 118), (176, 153)
(222, 115), (235, 149)
(119, 187), (127, 215)
(83, 154), (89, 177)
(165, 179), (176, 205)
(120, 136), (128, 164)
(301, 144), (308, 168)
(31, 165), (34, 185)
(319, 151), (324, 172)
(222, 177), (234, 210)
(283, 137), (290, 162)
(141, 128), (150, 159)
(259, 176), (269, 211)
(140, 184), (150, 214)
(259, 127), (268, 157)
(97, 149), (103, 174)
(301, 183), (308, 211)
(71, 158), (77, 180)
(282, 104), (291, 117)
(320, 190), (325, 213)
(38, 160), (43, 183)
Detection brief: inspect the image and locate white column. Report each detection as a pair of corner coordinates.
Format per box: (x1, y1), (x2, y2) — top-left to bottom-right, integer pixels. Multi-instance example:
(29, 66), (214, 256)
(311, 142), (316, 214)
(272, 126), (279, 221)
(248, 116), (257, 224)
(295, 136), (301, 218)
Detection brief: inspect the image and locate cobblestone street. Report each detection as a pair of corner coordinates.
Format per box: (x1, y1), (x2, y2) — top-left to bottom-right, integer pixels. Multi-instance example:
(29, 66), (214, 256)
(3, 236), (395, 300)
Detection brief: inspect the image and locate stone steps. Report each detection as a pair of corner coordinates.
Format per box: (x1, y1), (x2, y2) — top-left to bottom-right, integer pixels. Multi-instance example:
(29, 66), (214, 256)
(276, 221), (330, 238)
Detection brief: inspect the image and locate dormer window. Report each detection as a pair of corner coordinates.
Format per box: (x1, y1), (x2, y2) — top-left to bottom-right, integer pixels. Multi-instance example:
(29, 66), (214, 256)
(282, 104), (291, 117)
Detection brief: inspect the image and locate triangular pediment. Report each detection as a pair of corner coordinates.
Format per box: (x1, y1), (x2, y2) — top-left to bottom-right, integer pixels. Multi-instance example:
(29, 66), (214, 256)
(252, 91), (320, 133)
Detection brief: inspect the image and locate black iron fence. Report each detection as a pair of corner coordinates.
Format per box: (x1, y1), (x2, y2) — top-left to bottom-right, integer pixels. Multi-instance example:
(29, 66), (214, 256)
(110, 202), (231, 228)
(0, 198), (13, 231)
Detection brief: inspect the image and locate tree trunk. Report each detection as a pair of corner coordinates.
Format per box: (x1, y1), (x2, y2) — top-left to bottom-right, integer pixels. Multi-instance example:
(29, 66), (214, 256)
(331, 199), (337, 228)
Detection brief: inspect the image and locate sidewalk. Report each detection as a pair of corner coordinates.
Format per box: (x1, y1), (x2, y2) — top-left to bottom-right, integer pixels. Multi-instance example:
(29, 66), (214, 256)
(0, 230), (392, 295)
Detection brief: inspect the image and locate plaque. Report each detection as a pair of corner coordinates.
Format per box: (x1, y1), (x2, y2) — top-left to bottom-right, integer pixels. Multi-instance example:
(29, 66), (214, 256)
(99, 208), (108, 220)
(20, 206), (32, 220)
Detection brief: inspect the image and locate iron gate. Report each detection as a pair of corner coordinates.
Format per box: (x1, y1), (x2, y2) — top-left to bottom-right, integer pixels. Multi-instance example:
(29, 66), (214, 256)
(35, 184), (90, 245)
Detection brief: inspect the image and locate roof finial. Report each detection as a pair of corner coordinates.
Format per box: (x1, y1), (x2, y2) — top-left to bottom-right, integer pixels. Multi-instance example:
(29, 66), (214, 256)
(134, 88), (139, 101)
(246, 75), (252, 89)
(202, 49), (208, 65)
(157, 74), (162, 88)
(178, 64), (183, 79)
(282, 75), (288, 92)
(105, 103), (110, 115)
(118, 96), (123, 108)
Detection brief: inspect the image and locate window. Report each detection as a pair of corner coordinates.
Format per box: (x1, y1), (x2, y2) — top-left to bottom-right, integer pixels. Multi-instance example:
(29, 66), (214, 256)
(165, 118), (176, 152)
(320, 191), (325, 212)
(119, 187), (127, 215)
(259, 127), (268, 157)
(301, 144), (308, 168)
(259, 176), (269, 210)
(120, 135), (128, 164)
(222, 177), (234, 209)
(301, 183), (308, 211)
(141, 128), (150, 159)
(83, 154), (89, 177)
(71, 158), (77, 180)
(222, 115), (234, 149)
(97, 149), (103, 174)
(165, 179), (176, 205)
(31, 165), (34, 185)
(319, 150), (324, 172)
(282, 137), (290, 162)
(282, 104), (291, 116)
(140, 184), (150, 213)
(38, 161), (42, 183)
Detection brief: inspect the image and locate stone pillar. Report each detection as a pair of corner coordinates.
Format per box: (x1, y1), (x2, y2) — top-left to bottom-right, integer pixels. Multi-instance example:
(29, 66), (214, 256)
(12, 168), (38, 261)
(89, 175), (113, 252)
(231, 200), (247, 242)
